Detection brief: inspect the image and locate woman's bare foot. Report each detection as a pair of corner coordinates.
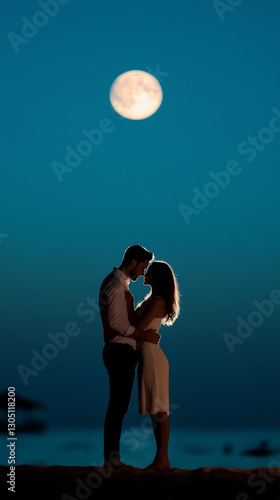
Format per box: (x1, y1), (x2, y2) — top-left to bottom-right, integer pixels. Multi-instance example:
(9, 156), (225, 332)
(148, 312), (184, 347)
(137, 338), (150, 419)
(103, 458), (134, 469)
(145, 459), (170, 470)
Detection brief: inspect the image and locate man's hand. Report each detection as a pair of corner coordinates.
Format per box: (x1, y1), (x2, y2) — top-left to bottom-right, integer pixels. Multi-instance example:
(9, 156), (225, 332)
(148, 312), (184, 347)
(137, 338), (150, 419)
(143, 329), (160, 344)
(129, 328), (160, 344)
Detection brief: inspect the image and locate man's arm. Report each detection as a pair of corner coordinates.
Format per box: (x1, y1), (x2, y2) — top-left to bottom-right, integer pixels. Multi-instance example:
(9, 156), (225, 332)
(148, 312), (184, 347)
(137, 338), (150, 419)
(128, 328), (160, 345)
(106, 284), (135, 336)
(106, 285), (160, 344)
(125, 290), (136, 326)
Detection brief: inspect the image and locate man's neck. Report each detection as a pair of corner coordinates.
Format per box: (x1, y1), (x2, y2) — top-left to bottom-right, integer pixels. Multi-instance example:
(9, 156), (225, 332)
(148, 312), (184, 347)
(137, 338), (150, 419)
(118, 265), (129, 278)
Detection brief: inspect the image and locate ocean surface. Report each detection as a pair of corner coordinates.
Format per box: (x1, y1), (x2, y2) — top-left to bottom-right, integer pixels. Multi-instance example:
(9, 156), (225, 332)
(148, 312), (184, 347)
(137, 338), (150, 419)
(1, 428), (280, 469)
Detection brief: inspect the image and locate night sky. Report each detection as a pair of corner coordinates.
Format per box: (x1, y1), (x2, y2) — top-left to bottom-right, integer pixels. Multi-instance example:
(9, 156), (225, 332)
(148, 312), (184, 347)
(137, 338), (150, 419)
(1, 0), (280, 430)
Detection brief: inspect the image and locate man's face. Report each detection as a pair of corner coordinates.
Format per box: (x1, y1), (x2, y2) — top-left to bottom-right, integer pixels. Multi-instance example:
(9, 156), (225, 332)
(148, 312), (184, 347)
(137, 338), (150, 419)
(129, 259), (149, 281)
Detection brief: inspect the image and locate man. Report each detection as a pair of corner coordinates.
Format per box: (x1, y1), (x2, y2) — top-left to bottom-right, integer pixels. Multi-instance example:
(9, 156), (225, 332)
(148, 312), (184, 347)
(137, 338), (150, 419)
(99, 245), (160, 468)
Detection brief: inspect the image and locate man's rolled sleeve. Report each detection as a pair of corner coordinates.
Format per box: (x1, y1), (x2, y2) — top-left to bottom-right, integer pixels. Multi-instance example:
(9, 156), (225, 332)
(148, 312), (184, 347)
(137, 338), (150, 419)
(106, 284), (135, 336)
(123, 324), (136, 337)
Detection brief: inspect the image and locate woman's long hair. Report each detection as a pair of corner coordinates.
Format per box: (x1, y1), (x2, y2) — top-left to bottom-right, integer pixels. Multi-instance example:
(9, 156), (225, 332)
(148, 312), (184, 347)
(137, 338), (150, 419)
(139, 260), (180, 326)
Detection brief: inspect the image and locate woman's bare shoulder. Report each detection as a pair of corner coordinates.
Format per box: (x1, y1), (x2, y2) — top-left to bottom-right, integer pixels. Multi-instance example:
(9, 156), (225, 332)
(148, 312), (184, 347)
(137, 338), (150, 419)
(152, 296), (166, 312)
(153, 295), (166, 305)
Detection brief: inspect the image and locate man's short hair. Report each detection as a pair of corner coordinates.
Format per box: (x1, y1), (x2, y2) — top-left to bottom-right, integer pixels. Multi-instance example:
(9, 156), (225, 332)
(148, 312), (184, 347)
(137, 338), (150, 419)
(121, 245), (154, 266)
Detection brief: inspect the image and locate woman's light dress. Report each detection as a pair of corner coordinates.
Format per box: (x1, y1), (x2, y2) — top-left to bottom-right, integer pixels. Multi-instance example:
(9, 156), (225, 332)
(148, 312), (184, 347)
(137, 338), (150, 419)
(137, 303), (169, 415)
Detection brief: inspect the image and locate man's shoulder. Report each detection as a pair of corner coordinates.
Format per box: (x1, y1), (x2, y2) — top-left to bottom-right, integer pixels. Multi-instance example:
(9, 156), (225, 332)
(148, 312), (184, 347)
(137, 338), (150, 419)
(100, 272), (122, 293)
(100, 272), (114, 290)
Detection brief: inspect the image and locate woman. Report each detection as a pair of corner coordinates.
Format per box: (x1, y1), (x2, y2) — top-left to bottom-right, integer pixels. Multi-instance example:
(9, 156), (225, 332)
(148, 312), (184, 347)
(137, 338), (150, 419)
(134, 260), (180, 469)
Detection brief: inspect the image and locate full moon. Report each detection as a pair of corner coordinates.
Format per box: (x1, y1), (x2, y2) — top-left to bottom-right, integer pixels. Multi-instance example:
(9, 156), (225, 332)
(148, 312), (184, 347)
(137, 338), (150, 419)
(109, 70), (163, 120)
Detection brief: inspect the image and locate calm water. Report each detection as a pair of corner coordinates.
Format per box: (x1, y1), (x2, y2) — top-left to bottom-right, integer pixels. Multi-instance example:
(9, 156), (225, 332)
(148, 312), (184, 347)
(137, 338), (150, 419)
(1, 428), (280, 469)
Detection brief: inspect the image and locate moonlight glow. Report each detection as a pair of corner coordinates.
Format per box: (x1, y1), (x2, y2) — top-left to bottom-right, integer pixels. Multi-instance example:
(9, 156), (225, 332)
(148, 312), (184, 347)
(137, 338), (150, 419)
(109, 70), (163, 120)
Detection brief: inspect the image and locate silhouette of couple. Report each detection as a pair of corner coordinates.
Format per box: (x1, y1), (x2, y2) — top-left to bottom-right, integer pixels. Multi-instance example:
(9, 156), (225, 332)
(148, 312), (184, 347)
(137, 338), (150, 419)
(99, 245), (180, 470)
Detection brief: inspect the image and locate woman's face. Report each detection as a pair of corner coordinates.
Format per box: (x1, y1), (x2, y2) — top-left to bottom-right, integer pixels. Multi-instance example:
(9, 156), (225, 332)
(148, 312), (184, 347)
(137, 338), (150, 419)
(144, 268), (153, 286)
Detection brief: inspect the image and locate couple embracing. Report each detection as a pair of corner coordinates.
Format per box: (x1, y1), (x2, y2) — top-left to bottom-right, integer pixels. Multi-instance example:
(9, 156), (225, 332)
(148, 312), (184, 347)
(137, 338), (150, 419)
(99, 245), (180, 470)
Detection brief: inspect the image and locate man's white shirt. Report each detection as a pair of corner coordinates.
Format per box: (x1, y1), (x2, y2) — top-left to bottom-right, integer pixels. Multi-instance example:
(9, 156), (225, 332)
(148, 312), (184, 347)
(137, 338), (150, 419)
(103, 267), (137, 350)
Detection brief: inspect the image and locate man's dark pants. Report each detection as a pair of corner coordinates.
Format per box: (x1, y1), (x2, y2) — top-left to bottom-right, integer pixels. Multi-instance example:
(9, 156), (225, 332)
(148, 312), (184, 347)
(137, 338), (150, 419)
(103, 342), (138, 461)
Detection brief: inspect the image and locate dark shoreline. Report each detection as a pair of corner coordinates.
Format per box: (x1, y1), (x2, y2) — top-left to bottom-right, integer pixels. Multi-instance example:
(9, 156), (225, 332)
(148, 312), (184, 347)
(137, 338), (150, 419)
(1, 465), (280, 499)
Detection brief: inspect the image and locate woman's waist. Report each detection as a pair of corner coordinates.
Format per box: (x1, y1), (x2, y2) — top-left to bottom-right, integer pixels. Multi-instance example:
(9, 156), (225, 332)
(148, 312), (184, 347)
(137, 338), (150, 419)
(137, 341), (162, 351)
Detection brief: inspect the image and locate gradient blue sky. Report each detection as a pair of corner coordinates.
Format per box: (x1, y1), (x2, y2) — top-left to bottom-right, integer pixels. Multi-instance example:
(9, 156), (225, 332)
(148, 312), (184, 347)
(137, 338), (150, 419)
(1, 0), (280, 429)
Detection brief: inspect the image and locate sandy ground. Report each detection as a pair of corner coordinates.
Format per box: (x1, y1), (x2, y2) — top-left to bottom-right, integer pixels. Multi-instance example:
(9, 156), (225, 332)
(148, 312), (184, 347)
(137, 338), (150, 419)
(1, 464), (280, 499)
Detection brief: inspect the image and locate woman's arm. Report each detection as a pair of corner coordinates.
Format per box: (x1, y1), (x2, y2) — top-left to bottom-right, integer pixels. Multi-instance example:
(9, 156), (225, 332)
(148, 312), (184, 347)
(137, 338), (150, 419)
(136, 297), (165, 330)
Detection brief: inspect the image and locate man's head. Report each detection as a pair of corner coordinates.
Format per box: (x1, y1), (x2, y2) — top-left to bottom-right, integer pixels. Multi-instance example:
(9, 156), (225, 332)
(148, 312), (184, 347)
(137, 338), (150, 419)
(120, 245), (154, 281)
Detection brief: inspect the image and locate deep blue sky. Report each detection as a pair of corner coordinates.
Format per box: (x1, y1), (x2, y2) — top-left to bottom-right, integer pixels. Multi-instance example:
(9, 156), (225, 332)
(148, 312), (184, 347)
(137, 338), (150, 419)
(1, 0), (280, 429)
